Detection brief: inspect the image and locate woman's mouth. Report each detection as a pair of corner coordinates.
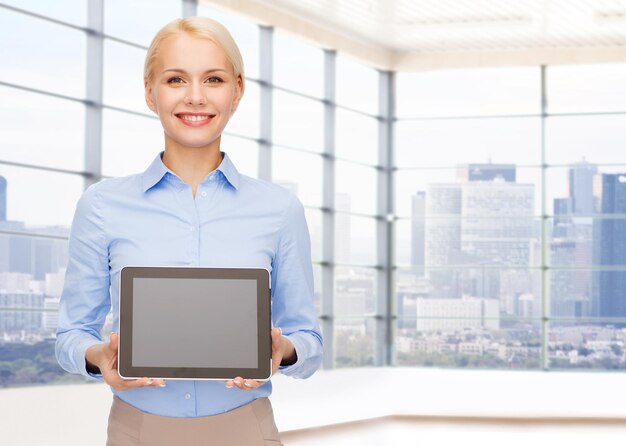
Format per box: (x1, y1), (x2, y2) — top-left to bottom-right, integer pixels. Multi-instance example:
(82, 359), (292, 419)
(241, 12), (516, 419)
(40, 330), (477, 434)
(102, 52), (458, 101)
(175, 113), (215, 126)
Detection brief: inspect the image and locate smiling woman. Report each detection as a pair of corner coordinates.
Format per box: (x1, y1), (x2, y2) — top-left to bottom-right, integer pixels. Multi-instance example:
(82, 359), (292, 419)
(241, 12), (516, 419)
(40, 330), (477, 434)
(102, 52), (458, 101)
(144, 33), (243, 187)
(54, 16), (323, 446)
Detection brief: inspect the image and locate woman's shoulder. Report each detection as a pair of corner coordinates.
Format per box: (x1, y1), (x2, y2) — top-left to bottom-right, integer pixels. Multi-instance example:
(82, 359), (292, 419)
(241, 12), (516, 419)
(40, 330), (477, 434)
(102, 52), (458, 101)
(84, 173), (144, 196)
(237, 174), (296, 204)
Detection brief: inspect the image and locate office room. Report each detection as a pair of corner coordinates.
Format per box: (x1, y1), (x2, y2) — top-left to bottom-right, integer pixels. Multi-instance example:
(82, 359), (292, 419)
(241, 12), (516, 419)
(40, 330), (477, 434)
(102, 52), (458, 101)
(1, 0), (626, 444)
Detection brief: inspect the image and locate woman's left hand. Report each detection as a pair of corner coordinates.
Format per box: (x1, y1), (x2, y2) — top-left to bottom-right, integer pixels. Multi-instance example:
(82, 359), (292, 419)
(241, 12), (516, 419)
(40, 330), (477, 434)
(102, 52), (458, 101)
(225, 327), (296, 391)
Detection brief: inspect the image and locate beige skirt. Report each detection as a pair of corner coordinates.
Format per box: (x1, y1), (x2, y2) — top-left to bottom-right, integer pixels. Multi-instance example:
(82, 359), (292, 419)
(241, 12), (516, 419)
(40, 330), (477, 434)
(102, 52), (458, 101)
(107, 396), (283, 446)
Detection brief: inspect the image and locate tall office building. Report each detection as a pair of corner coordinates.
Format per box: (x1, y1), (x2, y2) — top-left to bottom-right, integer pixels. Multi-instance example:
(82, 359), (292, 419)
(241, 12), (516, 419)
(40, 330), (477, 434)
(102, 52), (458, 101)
(414, 296), (500, 332)
(551, 239), (589, 317)
(460, 181), (534, 299)
(461, 181), (534, 266)
(457, 164), (516, 183)
(335, 193), (351, 264)
(569, 159), (598, 215)
(0, 175), (6, 221)
(593, 173), (626, 319)
(551, 161), (597, 317)
(411, 191), (426, 272)
(553, 197), (574, 238)
(424, 183), (462, 298)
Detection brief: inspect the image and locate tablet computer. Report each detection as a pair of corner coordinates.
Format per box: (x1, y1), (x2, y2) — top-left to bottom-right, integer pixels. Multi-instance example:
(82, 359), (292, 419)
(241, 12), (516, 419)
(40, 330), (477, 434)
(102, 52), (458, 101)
(118, 266), (271, 381)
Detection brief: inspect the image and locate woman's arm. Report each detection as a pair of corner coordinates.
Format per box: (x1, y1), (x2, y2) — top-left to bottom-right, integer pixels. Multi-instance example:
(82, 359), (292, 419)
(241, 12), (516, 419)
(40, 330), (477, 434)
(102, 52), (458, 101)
(55, 186), (111, 379)
(269, 193), (324, 378)
(226, 193), (323, 390)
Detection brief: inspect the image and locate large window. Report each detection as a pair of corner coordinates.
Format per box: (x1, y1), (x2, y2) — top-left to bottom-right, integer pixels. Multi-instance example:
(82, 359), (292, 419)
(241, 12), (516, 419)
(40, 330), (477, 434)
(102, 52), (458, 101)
(395, 64), (626, 370)
(2, 1), (626, 391)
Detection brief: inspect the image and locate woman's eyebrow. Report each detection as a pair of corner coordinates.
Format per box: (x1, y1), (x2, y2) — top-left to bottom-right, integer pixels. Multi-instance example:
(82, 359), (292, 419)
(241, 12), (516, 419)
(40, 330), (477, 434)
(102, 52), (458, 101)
(160, 68), (228, 75)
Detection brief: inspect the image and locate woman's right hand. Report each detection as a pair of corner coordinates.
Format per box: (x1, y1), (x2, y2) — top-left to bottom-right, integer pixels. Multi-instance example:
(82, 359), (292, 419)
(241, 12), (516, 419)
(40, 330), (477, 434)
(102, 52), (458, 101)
(85, 332), (166, 391)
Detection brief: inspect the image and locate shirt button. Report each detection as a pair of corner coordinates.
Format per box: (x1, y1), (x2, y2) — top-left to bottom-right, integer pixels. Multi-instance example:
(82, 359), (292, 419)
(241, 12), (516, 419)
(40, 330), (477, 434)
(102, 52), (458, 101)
(200, 191), (207, 197)
(184, 393), (191, 400)
(209, 175), (216, 182)
(190, 226), (195, 232)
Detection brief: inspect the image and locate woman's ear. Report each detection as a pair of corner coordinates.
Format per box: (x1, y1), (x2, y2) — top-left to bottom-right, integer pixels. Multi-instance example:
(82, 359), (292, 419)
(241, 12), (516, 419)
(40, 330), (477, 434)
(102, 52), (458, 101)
(230, 75), (244, 115)
(144, 79), (157, 114)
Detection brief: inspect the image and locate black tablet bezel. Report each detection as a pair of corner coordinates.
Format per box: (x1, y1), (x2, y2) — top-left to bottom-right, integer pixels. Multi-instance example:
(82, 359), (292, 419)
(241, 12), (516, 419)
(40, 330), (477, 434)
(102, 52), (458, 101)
(118, 266), (271, 380)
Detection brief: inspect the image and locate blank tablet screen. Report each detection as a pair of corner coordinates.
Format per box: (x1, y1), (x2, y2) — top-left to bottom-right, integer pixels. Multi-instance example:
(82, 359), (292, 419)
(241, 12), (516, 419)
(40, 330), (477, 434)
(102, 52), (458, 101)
(131, 278), (258, 369)
(118, 266), (271, 380)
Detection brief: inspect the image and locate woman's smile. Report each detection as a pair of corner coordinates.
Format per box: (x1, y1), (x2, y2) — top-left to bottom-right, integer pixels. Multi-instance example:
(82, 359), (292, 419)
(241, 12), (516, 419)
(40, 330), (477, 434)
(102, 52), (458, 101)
(175, 112), (216, 126)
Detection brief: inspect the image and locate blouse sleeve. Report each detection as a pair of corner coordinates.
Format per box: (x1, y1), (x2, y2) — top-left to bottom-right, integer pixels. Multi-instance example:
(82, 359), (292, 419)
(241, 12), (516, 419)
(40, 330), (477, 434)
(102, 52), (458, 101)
(271, 193), (323, 378)
(55, 185), (110, 380)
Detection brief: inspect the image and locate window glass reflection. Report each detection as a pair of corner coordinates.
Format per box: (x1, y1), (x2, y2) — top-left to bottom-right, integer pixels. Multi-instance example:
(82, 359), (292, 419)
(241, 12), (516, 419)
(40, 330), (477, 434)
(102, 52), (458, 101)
(547, 64), (626, 114)
(273, 31), (324, 98)
(0, 166), (82, 227)
(272, 147), (323, 207)
(103, 40), (147, 113)
(0, 9), (85, 98)
(336, 109), (378, 166)
(104, 0), (182, 46)
(336, 55), (378, 114)
(101, 110), (163, 178)
(546, 115), (626, 165)
(335, 161), (378, 215)
(273, 91), (324, 153)
(335, 214), (377, 266)
(0, 86), (84, 171)
(395, 118), (541, 168)
(1, 0), (87, 26)
(396, 67), (540, 118)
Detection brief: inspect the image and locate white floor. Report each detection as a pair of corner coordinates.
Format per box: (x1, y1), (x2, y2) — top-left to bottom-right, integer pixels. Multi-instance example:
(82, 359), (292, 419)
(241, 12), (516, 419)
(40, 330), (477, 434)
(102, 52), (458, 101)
(282, 419), (626, 446)
(3, 367), (626, 445)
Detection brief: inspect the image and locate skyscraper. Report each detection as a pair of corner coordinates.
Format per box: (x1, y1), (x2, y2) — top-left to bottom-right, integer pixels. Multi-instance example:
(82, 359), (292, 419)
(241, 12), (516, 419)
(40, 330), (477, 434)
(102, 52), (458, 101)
(569, 159), (598, 215)
(461, 180), (534, 299)
(551, 160), (596, 318)
(594, 173), (626, 319)
(0, 175), (6, 221)
(411, 191), (425, 273)
(335, 193), (351, 264)
(424, 183), (462, 298)
(457, 164), (516, 183)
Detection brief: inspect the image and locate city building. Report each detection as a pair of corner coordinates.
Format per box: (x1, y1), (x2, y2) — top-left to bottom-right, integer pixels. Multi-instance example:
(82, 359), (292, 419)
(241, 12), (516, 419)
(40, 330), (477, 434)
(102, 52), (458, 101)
(0, 175), (6, 221)
(414, 296), (500, 332)
(457, 164), (516, 183)
(410, 191), (425, 272)
(594, 173), (626, 320)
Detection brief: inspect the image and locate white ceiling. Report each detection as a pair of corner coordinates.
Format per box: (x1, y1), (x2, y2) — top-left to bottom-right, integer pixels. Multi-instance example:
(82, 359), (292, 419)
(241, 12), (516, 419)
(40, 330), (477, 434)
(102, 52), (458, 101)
(204, 0), (626, 70)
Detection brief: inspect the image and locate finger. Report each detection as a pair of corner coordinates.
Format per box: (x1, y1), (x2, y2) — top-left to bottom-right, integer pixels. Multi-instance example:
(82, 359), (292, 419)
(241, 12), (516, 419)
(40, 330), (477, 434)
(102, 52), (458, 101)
(242, 379), (262, 390)
(109, 332), (119, 353)
(271, 328), (282, 354)
(271, 327), (282, 343)
(121, 377), (161, 390)
(232, 377), (246, 390)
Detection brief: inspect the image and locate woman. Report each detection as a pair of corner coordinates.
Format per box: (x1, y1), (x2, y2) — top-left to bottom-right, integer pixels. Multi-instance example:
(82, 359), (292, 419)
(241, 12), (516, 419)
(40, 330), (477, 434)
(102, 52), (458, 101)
(56, 16), (323, 445)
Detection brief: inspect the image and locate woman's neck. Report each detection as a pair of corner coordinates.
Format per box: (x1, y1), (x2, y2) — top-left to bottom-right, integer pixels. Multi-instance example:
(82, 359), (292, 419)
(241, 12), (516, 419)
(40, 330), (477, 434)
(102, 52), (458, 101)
(162, 146), (222, 196)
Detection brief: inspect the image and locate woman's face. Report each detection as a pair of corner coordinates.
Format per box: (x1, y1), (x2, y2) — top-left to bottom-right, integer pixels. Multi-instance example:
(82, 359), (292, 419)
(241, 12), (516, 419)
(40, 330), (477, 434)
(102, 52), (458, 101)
(145, 32), (242, 152)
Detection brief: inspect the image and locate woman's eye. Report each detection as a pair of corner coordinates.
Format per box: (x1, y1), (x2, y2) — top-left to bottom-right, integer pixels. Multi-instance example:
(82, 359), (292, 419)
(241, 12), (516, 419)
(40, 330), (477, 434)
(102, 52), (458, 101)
(206, 77), (223, 84)
(167, 77), (184, 84)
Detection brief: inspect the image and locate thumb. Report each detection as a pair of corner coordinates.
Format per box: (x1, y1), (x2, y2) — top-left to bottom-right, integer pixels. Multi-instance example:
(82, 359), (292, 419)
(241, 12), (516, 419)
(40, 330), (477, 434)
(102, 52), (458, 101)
(271, 327), (282, 343)
(109, 332), (119, 352)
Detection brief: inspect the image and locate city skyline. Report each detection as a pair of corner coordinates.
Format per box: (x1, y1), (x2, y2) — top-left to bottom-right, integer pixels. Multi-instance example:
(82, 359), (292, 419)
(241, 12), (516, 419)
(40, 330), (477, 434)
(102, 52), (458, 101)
(3, 156), (626, 375)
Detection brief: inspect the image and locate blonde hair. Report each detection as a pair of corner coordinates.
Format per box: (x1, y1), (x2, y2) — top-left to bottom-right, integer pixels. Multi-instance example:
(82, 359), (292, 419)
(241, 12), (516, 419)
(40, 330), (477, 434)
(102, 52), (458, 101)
(144, 16), (245, 94)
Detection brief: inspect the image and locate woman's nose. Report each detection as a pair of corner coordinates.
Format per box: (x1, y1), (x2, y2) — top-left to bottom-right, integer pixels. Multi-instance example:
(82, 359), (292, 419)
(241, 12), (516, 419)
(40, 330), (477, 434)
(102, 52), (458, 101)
(184, 83), (206, 106)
